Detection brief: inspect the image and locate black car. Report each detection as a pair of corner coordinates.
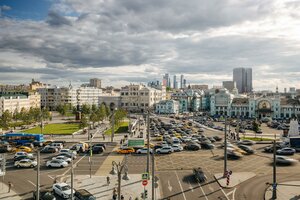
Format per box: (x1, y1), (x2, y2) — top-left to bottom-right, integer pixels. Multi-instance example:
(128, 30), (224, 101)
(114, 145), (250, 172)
(193, 167), (207, 183)
(93, 143), (106, 150)
(213, 136), (222, 141)
(41, 147), (57, 153)
(184, 143), (201, 151)
(33, 189), (56, 200)
(14, 155), (35, 161)
(264, 144), (282, 153)
(75, 189), (96, 200)
(200, 142), (215, 149)
(237, 145), (254, 154)
(87, 146), (104, 154)
(33, 141), (44, 147)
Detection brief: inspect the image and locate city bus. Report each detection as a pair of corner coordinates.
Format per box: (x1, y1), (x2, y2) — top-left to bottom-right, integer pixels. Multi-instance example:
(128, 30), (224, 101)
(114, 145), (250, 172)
(0, 133), (44, 145)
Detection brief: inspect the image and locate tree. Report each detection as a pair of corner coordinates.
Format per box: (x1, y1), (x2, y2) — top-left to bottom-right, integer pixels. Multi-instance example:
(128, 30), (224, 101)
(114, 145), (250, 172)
(90, 112), (98, 127)
(57, 104), (68, 116)
(81, 104), (91, 115)
(91, 104), (98, 113)
(0, 110), (12, 129)
(72, 106), (78, 115)
(80, 114), (88, 129)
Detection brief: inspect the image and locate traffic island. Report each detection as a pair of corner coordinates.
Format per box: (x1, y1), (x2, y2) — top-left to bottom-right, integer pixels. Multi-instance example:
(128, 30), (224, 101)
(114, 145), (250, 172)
(265, 181), (300, 200)
(214, 172), (256, 188)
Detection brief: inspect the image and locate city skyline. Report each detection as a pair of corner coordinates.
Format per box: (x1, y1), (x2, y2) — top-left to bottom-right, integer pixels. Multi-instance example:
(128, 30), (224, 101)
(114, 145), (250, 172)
(0, 0), (300, 90)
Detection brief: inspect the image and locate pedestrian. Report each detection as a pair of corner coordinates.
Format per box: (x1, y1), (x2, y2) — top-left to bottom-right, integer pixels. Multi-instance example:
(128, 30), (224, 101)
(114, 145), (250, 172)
(8, 181), (13, 193)
(102, 133), (106, 141)
(120, 139), (123, 145)
(121, 194), (124, 200)
(112, 194), (117, 200)
(113, 188), (117, 196)
(129, 196), (132, 200)
(107, 176), (110, 185)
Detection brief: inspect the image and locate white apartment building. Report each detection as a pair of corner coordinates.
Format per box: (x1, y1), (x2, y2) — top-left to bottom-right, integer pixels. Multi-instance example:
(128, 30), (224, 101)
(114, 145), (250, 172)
(0, 92), (41, 116)
(38, 85), (102, 110)
(155, 100), (179, 114)
(120, 84), (165, 112)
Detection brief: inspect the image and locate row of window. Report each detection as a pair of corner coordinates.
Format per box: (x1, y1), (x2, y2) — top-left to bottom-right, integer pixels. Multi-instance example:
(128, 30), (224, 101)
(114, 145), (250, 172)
(121, 103), (149, 107)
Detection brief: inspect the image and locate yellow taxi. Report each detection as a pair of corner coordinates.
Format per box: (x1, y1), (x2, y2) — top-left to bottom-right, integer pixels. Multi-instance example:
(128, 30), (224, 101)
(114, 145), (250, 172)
(117, 147), (135, 154)
(155, 136), (163, 141)
(15, 146), (33, 153)
(144, 142), (155, 148)
(174, 133), (182, 138)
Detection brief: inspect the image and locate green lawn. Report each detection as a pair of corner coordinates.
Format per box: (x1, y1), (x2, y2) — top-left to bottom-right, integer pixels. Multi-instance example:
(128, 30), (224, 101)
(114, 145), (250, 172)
(22, 123), (80, 135)
(242, 136), (276, 141)
(105, 121), (129, 135)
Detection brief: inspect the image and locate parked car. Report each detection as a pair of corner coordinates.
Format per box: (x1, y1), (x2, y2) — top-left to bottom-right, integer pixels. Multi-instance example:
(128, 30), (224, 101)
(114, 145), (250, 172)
(75, 189), (96, 200)
(184, 143), (201, 151)
(33, 189), (56, 200)
(172, 144), (183, 152)
(87, 146), (104, 154)
(93, 143), (106, 150)
(276, 148), (296, 155)
(264, 144), (282, 153)
(59, 149), (77, 156)
(41, 147), (58, 153)
(52, 156), (72, 164)
(33, 141), (44, 147)
(275, 156), (298, 165)
(193, 167), (207, 183)
(200, 142), (215, 149)
(52, 183), (75, 199)
(46, 160), (69, 168)
(14, 155), (35, 162)
(207, 137), (216, 143)
(14, 159), (37, 168)
(156, 146), (174, 154)
(49, 143), (63, 150)
(15, 146), (32, 153)
(238, 140), (256, 146)
(14, 152), (33, 159)
(23, 143), (34, 149)
(136, 148), (153, 154)
(58, 152), (77, 160)
(0, 145), (13, 153)
(213, 136), (222, 141)
(227, 151), (243, 159)
(256, 129), (263, 134)
(237, 145), (254, 154)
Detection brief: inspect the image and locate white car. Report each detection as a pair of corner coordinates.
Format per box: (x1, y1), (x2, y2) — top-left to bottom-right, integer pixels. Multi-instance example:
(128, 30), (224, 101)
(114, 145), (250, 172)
(14, 159), (37, 168)
(59, 149), (77, 156)
(46, 160), (68, 168)
(52, 156), (72, 163)
(53, 183), (75, 199)
(156, 146), (174, 154)
(172, 144), (183, 152)
(14, 152), (33, 159)
(136, 148), (153, 154)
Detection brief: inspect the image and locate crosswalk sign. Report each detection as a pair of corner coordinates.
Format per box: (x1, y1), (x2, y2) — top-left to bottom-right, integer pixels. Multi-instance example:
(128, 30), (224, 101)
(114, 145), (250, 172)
(142, 173), (149, 180)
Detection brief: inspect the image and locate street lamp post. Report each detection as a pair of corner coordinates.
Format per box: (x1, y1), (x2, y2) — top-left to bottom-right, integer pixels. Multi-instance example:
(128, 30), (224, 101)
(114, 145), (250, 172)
(111, 108), (116, 142)
(146, 110), (150, 174)
(36, 149), (40, 200)
(223, 115), (228, 177)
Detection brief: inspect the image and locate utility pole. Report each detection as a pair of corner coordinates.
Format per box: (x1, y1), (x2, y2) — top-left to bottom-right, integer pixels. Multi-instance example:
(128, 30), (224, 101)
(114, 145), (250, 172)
(272, 137), (277, 199)
(223, 116), (228, 177)
(146, 110), (150, 174)
(111, 108), (115, 142)
(71, 153), (74, 199)
(36, 149), (40, 200)
(89, 123), (92, 178)
(151, 152), (155, 200)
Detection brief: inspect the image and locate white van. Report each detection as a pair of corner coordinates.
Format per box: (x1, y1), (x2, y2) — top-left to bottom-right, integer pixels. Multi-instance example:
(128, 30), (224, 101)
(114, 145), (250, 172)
(50, 143), (63, 150)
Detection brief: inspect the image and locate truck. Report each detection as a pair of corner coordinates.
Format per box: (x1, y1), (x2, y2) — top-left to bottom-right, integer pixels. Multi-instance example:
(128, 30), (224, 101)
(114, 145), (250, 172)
(289, 136), (300, 152)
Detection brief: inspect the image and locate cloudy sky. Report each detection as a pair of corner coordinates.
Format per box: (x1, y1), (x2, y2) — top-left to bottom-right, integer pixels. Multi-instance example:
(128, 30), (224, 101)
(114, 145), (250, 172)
(0, 0), (299, 91)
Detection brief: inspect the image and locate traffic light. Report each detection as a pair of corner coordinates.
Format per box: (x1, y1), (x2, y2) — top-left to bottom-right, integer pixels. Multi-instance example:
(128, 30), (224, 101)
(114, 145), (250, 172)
(144, 190), (148, 198)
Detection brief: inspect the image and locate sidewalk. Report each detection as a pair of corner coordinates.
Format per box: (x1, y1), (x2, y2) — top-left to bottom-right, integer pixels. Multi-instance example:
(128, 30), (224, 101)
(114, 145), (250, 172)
(66, 175), (160, 200)
(0, 183), (21, 200)
(214, 172), (256, 188)
(265, 181), (300, 200)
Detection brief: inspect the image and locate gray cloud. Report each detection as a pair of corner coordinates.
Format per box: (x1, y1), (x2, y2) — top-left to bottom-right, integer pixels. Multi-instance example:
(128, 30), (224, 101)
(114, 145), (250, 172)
(0, 0), (299, 90)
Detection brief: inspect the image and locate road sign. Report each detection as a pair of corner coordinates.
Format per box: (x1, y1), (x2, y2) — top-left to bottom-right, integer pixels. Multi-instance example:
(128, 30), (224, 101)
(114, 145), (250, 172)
(128, 139), (145, 147)
(154, 176), (159, 182)
(142, 180), (148, 186)
(154, 183), (159, 188)
(142, 172), (149, 180)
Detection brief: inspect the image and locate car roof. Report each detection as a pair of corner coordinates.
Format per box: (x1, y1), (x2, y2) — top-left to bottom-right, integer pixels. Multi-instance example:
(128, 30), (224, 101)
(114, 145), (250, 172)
(55, 182), (69, 187)
(76, 189), (92, 196)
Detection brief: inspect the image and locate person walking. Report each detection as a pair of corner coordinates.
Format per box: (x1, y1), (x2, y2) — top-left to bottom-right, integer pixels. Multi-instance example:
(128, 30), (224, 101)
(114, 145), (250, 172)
(106, 176), (110, 185)
(8, 182), (13, 193)
(120, 194), (124, 200)
(102, 133), (105, 141)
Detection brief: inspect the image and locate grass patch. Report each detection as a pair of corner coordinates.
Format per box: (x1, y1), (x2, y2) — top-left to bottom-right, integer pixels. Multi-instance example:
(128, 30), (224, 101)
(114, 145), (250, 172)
(105, 121), (129, 135)
(22, 123), (80, 135)
(243, 137), (275, 141)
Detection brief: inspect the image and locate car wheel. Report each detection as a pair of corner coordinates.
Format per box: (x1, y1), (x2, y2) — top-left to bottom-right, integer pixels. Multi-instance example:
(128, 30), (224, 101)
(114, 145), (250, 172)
(60, 165), (64, 168)
(138, 152), (141, 154)
(30, 165), (34, 168)
(17, 165), (21, 168)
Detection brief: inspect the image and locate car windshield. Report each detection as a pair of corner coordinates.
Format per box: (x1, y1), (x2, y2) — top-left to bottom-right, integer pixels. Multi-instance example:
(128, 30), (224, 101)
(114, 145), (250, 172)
(62, 185), (71, 191)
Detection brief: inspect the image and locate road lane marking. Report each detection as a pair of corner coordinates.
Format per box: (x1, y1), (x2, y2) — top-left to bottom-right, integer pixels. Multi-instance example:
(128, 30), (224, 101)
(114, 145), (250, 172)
(226, 188), (236, 200)
(28, 180), (36, 187)
(174, 171), (187, 200)
(48, 175), (54, 179)
(198, 181), (209, 200)
(167, 180), (173, 191)
(188, 180), (194, 192)
(61, 155), (87, 176)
